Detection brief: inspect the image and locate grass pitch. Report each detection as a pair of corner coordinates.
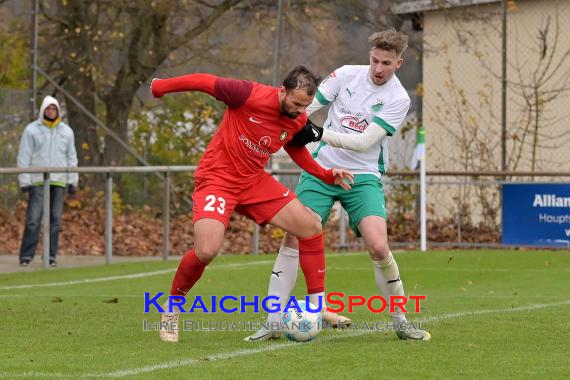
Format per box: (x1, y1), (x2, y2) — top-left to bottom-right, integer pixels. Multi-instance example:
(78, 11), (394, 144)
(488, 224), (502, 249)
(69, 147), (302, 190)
(0, 250), (569, 379)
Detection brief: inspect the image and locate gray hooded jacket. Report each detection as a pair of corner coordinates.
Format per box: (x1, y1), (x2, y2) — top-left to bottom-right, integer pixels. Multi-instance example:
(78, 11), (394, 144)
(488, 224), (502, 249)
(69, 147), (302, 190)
(17, 96), (79, 187)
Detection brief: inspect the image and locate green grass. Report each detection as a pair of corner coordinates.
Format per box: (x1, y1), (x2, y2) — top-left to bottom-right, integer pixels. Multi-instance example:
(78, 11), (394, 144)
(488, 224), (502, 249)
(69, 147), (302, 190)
(0, 250), (569, 379)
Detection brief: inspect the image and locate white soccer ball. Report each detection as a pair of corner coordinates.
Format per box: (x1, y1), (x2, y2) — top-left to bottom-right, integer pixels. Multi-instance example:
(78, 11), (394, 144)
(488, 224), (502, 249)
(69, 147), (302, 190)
(280, 300), (322, 342)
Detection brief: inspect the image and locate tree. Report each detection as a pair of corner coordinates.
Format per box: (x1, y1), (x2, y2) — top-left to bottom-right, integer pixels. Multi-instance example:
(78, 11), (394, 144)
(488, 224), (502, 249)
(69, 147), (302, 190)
(507, 12), (570, 173)
(31, 0), (404, 168)
(39, 0), (243, 166)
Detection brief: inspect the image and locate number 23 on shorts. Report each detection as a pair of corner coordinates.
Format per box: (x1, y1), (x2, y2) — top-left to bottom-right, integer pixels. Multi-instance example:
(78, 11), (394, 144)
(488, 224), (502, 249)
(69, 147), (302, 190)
(203, 194), (226, 215)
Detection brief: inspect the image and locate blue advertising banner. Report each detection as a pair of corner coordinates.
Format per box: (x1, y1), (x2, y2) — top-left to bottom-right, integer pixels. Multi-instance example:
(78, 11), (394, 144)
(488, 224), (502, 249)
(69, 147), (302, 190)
(502, 184), (570, 247)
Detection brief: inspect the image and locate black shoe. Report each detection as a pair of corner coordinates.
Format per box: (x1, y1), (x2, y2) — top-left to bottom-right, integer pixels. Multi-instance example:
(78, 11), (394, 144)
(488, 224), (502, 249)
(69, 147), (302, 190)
(49, 260), (57, 268)
(20, 260), (31, 267)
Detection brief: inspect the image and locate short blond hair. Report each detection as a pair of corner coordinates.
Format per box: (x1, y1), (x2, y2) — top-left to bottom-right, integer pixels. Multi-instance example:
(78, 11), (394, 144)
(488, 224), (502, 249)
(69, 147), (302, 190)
(368, 30), (408, 56)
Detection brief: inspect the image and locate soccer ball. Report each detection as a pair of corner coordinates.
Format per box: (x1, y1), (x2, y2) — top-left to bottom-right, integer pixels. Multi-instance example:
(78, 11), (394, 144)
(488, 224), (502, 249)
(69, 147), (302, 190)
(280, 300), (322, 342)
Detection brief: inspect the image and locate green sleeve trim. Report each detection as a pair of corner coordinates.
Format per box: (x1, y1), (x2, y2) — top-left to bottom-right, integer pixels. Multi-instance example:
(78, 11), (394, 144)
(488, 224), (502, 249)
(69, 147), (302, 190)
(312, 141), (328, 159)
(315, 90), (330, 106)
(373, 116), (396, 136)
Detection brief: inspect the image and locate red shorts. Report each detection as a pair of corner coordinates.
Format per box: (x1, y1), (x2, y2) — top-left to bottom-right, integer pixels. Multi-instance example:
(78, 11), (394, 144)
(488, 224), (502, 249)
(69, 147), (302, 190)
(192, 173), (296, 227)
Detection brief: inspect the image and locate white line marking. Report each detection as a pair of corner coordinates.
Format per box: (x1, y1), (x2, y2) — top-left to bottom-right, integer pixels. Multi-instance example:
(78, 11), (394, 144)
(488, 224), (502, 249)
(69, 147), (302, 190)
(98, 300), (570, 378)
(0, 269), (175, 291)
(2, 299), (567, 378)
(0, 371), (65, 378)
(329, 266), (570, 273)
(0, 260), (287, 291)
(0, 253), (362, 291)
(421, 299), (570, 322)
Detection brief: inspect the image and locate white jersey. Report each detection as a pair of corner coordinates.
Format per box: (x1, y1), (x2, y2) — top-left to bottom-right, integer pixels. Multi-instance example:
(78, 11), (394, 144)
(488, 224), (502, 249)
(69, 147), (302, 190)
(310, 65), (410, 176)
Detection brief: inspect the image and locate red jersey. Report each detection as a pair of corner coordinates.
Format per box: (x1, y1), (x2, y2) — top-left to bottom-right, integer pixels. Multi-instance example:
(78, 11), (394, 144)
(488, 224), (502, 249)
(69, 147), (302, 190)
(152, 74), (334, 185)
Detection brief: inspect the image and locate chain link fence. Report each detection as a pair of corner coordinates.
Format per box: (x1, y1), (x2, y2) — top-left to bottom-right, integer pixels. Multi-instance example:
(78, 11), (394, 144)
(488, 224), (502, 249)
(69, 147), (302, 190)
(390, 0), (570, 233)
(418, 0), (570, 174)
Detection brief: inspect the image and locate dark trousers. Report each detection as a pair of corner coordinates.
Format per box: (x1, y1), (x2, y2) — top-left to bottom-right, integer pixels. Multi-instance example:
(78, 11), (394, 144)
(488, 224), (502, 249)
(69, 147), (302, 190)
(19, 185), (65, 262)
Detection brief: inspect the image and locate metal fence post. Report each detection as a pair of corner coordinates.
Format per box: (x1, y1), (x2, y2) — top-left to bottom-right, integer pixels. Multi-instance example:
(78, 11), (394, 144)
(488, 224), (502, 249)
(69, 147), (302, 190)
(457, 199), (462, 243)
(29, 0), (39, 120)
(420, 159), (427, 251)
(163, 171), (170, 260)
(105, 172), (113, 264)
(338, 206), (347, 249)
(42, 173), (50, 268)
(253, 223), (260, 255)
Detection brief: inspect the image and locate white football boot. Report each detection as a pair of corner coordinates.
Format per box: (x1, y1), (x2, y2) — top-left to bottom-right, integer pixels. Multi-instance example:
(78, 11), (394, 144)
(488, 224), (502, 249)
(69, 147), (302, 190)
(395, 323), (431, 341)
(159, 300), (180, 343)
(243, 329), (281, 342)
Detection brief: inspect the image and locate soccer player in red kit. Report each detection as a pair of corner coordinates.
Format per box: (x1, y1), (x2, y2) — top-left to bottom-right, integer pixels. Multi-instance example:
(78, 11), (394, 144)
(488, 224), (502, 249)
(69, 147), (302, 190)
(151, 66), (354, 342)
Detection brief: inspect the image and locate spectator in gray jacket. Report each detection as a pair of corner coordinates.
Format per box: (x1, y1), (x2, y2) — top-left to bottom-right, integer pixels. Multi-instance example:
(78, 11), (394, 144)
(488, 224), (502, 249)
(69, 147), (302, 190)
(17, 95), (78, 267)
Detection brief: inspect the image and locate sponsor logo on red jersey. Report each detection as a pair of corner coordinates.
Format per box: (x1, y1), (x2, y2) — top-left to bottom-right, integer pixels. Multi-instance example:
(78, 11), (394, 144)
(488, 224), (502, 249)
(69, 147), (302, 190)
(259, 136), (272, 147)
(239, 134), (271, 158)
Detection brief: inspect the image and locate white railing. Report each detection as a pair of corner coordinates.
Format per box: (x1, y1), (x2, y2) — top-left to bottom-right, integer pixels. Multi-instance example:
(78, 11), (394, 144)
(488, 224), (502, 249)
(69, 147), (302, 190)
(0, 166), (310, 268)
(2, 166), (569, 268)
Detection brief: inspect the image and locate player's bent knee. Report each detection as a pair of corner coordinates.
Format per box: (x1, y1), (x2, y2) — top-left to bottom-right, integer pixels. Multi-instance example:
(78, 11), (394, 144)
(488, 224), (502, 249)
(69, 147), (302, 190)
(367, 241), (390, 260)
(297, 218), (322, 239)
(194, 247), (219, 265)
(310, 220), (323, 236)
(282, 232), (299, 250)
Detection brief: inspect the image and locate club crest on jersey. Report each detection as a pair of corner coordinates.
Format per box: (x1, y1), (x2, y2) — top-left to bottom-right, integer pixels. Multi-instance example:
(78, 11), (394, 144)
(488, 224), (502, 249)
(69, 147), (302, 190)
(372, 101), (385, 112)
(259, 136), (272, 147)
(321, 70), (336, 85)
(279, 131), (288, 141)
(340, 115), (368, 133)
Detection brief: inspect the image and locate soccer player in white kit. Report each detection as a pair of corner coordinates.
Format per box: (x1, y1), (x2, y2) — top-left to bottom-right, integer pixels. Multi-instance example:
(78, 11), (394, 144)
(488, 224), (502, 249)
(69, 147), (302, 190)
(245, 30), (431, 341)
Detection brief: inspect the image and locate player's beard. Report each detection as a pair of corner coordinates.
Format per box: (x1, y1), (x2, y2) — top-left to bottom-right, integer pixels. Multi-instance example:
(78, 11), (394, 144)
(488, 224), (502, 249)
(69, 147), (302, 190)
(280, 99), (300, 119)
(285, 111), (300, 119)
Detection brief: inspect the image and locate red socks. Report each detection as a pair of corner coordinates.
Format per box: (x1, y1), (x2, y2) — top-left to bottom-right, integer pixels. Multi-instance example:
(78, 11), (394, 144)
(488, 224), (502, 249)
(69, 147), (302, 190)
(170, 236), (324, 297)
(298, 233), (326, 294)
(170, 249), (207, 296)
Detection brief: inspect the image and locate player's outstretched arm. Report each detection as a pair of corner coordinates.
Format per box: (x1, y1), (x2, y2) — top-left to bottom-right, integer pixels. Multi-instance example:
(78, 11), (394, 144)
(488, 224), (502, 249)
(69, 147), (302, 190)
(321, 122), (388, 153)
(150, 74), (217, 98)
(151, 75), (253, 109)
(283, 143), (354, 190)
(289, 118), (387, 153)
